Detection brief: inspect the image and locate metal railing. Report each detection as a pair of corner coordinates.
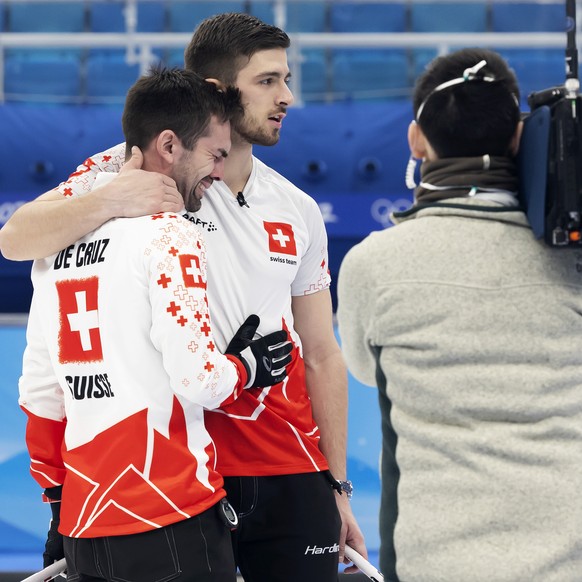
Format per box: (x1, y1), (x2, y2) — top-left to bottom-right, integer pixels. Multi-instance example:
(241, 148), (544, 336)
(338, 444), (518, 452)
(0, 31), (572, 104)
(0, 0), (578, 104)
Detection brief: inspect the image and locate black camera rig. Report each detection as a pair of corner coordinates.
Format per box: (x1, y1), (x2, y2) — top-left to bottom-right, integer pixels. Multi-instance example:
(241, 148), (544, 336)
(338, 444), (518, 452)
(519, 0), (582, 246)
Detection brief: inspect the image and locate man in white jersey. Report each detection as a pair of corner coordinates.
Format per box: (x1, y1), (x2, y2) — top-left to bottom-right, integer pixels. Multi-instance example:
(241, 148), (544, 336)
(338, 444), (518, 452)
(18, 67), (292, 581)
(1, 14), (366, 579)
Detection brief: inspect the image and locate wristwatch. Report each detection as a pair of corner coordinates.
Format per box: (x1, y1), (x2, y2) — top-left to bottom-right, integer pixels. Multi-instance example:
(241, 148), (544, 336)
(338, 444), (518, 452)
(337, 479), (354, 499)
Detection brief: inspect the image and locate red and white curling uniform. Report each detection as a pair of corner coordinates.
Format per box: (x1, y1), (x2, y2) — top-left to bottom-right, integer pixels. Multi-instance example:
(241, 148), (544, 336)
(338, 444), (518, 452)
(19, 194), (247, 538)
(55, 145), (332, 477)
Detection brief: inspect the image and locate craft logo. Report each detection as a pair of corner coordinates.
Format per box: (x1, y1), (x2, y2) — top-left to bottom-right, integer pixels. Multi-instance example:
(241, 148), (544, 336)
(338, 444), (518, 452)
(182, 213), (218, 233)
(57, 277), (103, 364)
(263, 221), (297, 256)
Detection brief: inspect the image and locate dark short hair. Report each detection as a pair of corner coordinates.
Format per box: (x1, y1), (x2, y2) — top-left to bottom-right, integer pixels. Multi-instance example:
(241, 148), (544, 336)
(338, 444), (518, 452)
(184, 12), (290, 84)
(413, 48), (521, 158)
(122, 67), (241, 153)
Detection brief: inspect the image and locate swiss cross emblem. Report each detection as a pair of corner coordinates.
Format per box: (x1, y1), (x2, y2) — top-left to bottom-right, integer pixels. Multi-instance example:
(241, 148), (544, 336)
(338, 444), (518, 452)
(263, 221), (297, 256)
(56, 277), (103, 364)
(179, 254), (206, 289)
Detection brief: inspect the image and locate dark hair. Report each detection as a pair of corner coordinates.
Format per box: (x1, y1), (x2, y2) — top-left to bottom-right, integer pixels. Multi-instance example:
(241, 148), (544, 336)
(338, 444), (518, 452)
(413, 48), (521, 158)
(122, 67), (241, 152)
(184, 12), (290, 84)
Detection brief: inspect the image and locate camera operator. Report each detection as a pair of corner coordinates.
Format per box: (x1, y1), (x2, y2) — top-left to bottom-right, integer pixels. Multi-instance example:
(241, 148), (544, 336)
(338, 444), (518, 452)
(337, 47), (582, 582)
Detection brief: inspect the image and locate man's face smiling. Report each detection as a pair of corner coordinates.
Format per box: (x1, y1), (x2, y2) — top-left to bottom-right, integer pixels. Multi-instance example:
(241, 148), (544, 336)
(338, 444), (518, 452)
(232, 47), (294, 147)
(174, 115), (231, 212)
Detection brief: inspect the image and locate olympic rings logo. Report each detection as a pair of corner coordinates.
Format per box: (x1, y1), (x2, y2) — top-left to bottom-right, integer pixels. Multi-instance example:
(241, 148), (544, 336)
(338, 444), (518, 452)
(370, 197), (412, 228)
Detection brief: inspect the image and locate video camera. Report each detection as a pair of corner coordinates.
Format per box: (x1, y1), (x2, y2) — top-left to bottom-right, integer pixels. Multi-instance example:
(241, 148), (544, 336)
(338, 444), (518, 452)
(518, 0), (582, 246)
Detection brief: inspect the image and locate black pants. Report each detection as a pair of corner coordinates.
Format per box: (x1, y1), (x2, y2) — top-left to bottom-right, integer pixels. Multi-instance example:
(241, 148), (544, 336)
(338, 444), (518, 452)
(62, 502), (237, 582)
(225, 471), (342, 582)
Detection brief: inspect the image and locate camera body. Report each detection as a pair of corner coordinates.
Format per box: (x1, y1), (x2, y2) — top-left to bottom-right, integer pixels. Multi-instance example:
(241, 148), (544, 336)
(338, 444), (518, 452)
(520, 81), (582, 247)
(517, 0), (581, 247)
(518, 87), (582, 247)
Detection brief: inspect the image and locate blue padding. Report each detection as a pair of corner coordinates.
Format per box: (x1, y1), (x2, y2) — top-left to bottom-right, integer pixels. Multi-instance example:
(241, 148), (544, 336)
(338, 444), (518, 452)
(254, 100), (411, 195)
(411, 2), (488, 32)
(4, 53), (81, 101)
(7, 1), (86, 32)
(332, 49), (410, 99)
(86, 52), (142, 102)
(0, 99), (412, 195)
(0, 105), (124, 194)
(167, 1), (245, 33)
(331, 2), (406, 32)
(492, 2), (565, 32)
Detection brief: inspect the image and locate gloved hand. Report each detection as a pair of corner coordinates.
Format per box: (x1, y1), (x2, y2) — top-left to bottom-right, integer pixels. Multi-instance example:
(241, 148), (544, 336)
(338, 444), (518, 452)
(43, 514), (64, 568)
(226, 314), (293, 389)
(42, 486), (64, 568)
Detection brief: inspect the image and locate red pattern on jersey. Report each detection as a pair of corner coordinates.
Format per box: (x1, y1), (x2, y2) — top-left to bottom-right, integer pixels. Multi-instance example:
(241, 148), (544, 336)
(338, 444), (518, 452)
(67, 158), (96, 179)
(205, 319), (327, 476)
(21, 408), (67, 488)
(59, 404), (223, 537)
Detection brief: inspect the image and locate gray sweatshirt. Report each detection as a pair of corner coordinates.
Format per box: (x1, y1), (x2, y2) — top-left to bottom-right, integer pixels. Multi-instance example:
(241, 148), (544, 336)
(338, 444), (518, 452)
(337, 198), (582, 582)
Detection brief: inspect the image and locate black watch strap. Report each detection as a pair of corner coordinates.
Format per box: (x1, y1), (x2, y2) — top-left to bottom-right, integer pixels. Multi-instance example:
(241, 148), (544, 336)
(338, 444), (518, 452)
(323, 470), (354, 499)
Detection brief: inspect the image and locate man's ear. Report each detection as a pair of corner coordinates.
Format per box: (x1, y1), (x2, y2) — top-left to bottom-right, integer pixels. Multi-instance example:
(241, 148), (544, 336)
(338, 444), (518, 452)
(144, 129), (180, 173)
(155, 129), (179, 165)
(510, 120), (524, 156)
(408, 121), (429, 160)
(205, 77), (226, 91)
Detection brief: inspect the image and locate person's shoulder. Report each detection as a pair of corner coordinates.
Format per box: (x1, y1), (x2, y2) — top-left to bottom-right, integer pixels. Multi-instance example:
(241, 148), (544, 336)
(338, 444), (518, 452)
(88, 143), (126, 171)
(153, 211), (204, 241)
(113, 211), (191, 234)
(347, 227), (401, 259)
(253, 157), (313, 201)
(114, 211), (203, 254)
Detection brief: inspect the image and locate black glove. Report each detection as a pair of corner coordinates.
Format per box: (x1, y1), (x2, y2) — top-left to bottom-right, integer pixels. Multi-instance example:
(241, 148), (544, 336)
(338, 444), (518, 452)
(43, 486), (64, 569)
(226, 314), (293, 389)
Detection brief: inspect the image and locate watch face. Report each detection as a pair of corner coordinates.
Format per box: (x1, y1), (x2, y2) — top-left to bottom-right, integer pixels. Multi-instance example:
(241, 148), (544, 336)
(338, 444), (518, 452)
(339, 480), (353, 497)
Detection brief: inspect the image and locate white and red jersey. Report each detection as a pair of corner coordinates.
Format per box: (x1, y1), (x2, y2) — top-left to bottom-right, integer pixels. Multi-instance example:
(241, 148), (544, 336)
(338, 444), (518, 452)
(19, 201), (247, 538)
(56, 145), (331, 476)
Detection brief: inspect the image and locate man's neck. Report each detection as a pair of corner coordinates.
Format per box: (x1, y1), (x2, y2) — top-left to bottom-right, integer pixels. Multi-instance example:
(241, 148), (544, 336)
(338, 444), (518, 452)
(223, 136), (253, 195)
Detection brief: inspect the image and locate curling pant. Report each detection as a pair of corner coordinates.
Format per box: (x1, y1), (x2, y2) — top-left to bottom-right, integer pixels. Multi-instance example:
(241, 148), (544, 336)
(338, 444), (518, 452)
(225, 471), (342, 582)
(62, 501), (237, 581)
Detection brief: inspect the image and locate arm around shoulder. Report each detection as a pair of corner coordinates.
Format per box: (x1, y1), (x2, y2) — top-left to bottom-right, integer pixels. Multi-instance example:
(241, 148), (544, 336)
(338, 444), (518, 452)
(0, 149), (183, 261)
(0, 187), (118, 261)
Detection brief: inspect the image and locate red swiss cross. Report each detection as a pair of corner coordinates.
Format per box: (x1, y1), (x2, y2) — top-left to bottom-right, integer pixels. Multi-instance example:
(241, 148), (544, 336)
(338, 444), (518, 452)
(56, 277), (103, 364)
(263, 221), (297, 256)
(179, 254), (206, 289)
(157, 273), (171, 288)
